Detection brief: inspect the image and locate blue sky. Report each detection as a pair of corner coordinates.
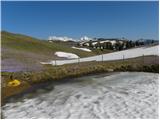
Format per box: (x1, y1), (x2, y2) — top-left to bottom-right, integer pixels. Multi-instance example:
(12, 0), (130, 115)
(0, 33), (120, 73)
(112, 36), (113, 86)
(2, 1), (159, 40)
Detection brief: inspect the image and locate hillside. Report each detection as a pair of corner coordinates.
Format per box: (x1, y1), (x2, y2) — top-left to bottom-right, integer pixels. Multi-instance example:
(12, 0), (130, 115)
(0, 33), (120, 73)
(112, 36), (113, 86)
(1, 31), (102, 72)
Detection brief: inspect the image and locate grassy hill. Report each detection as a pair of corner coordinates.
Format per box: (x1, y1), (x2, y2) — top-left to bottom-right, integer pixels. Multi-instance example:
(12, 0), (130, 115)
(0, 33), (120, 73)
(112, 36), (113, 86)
(2, 31), (97, 57)
(1, 31), (112, 72)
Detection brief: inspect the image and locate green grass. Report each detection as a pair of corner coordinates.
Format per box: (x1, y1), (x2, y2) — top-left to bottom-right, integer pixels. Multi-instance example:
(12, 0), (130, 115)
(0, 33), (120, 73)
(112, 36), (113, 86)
(2, 31), (97, 58)
(2, 31), (113, 58)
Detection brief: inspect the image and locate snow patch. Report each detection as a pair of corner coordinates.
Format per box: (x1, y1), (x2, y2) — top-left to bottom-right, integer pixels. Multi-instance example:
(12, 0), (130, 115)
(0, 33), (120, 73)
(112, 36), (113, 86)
(110, 40), (117, 45)
(72, 47), (92, 52)
(92, 42), (97, 45)
(55, 52), (79, 59)
(100, 40), (116, 45)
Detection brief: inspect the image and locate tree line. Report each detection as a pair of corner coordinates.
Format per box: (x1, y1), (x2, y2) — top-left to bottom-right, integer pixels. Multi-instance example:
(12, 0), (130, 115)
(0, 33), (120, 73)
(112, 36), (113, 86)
(78, 40), (156, 51)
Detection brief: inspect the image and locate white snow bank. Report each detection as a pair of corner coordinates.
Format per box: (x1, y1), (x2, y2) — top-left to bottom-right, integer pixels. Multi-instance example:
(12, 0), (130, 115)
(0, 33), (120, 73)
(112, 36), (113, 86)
(72, 46), (92, 52)
(55, 52), (79, 59)
(40, 62), (52, 65)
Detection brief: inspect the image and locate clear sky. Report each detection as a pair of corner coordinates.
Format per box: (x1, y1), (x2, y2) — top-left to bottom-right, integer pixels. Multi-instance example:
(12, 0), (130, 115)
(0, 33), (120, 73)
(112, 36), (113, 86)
(2, 1), (159, 40)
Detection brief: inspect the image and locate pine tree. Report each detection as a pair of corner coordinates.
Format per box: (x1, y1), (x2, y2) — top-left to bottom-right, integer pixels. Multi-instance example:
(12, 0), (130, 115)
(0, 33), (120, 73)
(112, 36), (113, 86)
(89, 40), (93, 48)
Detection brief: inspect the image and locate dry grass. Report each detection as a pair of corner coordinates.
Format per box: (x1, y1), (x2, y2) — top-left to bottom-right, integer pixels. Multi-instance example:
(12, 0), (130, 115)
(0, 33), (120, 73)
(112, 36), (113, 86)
(1, 55), (159, 103)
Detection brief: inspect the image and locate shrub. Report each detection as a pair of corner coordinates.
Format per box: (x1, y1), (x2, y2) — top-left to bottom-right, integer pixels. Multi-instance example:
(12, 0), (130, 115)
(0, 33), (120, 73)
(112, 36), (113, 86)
(150, 64), (159, 73)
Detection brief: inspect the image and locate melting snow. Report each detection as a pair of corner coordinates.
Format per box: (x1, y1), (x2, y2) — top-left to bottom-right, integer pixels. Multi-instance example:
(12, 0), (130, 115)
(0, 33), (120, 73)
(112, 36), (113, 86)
(2, 72), (158, 119)
(72, 46), (92, 52)
(55, 52), (79, 59)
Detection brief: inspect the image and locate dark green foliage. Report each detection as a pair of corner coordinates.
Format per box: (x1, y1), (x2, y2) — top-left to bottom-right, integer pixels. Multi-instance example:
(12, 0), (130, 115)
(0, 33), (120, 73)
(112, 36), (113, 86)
(114, 64), (159, 73)
(151, 64), (159, 73)
(142, 64), (159, 73)
(89, 40), (93, 48)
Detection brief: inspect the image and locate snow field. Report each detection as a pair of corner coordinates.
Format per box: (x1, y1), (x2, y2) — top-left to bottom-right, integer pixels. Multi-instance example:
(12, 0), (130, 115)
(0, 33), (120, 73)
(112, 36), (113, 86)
(72, 46), (92, 52)
(2, 72), (158, 119)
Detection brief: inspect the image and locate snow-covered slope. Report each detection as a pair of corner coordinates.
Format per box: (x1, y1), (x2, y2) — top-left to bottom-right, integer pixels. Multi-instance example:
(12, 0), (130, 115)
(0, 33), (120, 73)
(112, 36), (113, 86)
(55, 52), (79, 59)
(41, 45), (159, 65)
(72, 47), (91, 52)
